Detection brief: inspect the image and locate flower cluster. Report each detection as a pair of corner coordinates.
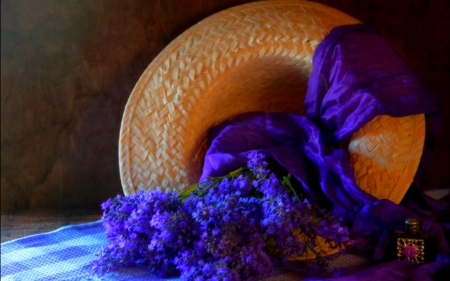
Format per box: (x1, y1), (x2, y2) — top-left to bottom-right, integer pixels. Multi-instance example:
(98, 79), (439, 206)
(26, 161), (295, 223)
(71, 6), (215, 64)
(91, 152), (349, 280)
(91, 191), (196, 277)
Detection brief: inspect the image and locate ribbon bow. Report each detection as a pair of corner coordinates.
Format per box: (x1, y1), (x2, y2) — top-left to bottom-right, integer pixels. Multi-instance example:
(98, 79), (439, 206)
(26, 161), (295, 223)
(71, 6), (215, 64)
(199, 25), (448, 268)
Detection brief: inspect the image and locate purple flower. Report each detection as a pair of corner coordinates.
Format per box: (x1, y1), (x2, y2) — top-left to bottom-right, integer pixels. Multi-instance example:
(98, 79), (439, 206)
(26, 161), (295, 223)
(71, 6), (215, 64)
(317, 219), (350, 248)
(92, 152), (350, 280)
(232, 175), (252, 195)
(91, 190), (195, 278)
(247, 151), (270, 179)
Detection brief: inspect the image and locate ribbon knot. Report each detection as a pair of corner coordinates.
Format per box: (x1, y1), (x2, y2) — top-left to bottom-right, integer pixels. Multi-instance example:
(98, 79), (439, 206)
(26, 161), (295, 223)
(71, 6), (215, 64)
(200, 24), (448, 261)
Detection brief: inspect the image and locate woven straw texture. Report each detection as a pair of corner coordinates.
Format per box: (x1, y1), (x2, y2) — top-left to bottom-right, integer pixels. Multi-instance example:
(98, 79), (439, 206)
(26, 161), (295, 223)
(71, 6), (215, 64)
(119, 0), (424, 205)
(349, 114), (425, 203)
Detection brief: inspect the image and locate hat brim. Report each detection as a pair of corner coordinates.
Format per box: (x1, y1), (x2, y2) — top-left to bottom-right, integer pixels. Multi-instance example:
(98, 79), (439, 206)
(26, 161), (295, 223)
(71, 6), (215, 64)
(119, 0), (424, 204)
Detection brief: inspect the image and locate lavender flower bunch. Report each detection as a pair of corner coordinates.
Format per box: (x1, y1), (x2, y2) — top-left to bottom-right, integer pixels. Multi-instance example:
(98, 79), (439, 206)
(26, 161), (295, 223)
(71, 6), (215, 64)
(91, 152), (349, 280)
(91, 190), (196, 277)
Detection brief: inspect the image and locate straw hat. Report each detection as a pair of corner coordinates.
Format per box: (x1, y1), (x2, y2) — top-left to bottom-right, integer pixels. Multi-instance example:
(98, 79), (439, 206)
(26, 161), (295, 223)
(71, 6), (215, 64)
(119, 0), (425, 207)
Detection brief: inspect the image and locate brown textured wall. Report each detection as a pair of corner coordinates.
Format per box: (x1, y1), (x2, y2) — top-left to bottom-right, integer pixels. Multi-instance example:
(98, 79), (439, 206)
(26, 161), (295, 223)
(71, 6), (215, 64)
(1, 0), (448, 212)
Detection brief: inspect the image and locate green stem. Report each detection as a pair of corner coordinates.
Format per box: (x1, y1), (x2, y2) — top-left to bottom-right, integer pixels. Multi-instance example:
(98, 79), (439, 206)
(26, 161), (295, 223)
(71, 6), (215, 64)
(305, 242), (320, 256)
(178, 167), (249, 200)
(282, 174), (301, 202)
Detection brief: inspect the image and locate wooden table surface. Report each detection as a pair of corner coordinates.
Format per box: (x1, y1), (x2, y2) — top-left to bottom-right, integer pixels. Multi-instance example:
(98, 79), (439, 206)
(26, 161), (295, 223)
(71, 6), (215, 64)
(1, 189), (448, 244)
(1, 207), (102, 243)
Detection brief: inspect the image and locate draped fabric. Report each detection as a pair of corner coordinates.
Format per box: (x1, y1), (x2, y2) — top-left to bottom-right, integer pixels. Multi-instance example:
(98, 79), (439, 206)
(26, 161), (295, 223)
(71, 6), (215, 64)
(200, 24), (449, 280)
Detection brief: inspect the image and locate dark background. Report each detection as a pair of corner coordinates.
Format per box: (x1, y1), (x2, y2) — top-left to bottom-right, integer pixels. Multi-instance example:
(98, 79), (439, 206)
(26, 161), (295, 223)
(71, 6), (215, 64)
(1, 0), (448, 213)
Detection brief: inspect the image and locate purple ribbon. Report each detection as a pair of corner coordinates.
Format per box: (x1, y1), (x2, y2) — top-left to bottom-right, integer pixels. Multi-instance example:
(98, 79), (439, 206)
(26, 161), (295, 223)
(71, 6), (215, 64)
(200, 24), (449, 279)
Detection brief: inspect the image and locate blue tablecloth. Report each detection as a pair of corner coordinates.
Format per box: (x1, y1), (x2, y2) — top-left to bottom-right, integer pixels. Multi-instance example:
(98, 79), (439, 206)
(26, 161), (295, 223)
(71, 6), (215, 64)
(1, 220), (371, 281)
(1, 221), (182, 281)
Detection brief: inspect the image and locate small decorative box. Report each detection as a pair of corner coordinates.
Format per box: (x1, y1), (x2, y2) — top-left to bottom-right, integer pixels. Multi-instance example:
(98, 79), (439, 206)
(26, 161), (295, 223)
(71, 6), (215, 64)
(396, 218), (428, 264)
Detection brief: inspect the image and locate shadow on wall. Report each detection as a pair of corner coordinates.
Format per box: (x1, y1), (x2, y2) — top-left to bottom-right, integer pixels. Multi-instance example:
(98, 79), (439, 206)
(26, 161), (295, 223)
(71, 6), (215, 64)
(1, 0), (448, 212)
(0, 0), (259, 212)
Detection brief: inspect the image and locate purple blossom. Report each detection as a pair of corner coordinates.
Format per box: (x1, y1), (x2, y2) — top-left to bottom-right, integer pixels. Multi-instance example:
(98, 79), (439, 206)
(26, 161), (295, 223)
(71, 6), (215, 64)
(247, 151), (270, 179)
(91, 190), (195, 278)
(91, 152), (350, 280)
(317, 219), (350, 248)
(232, 175), (252, 195)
